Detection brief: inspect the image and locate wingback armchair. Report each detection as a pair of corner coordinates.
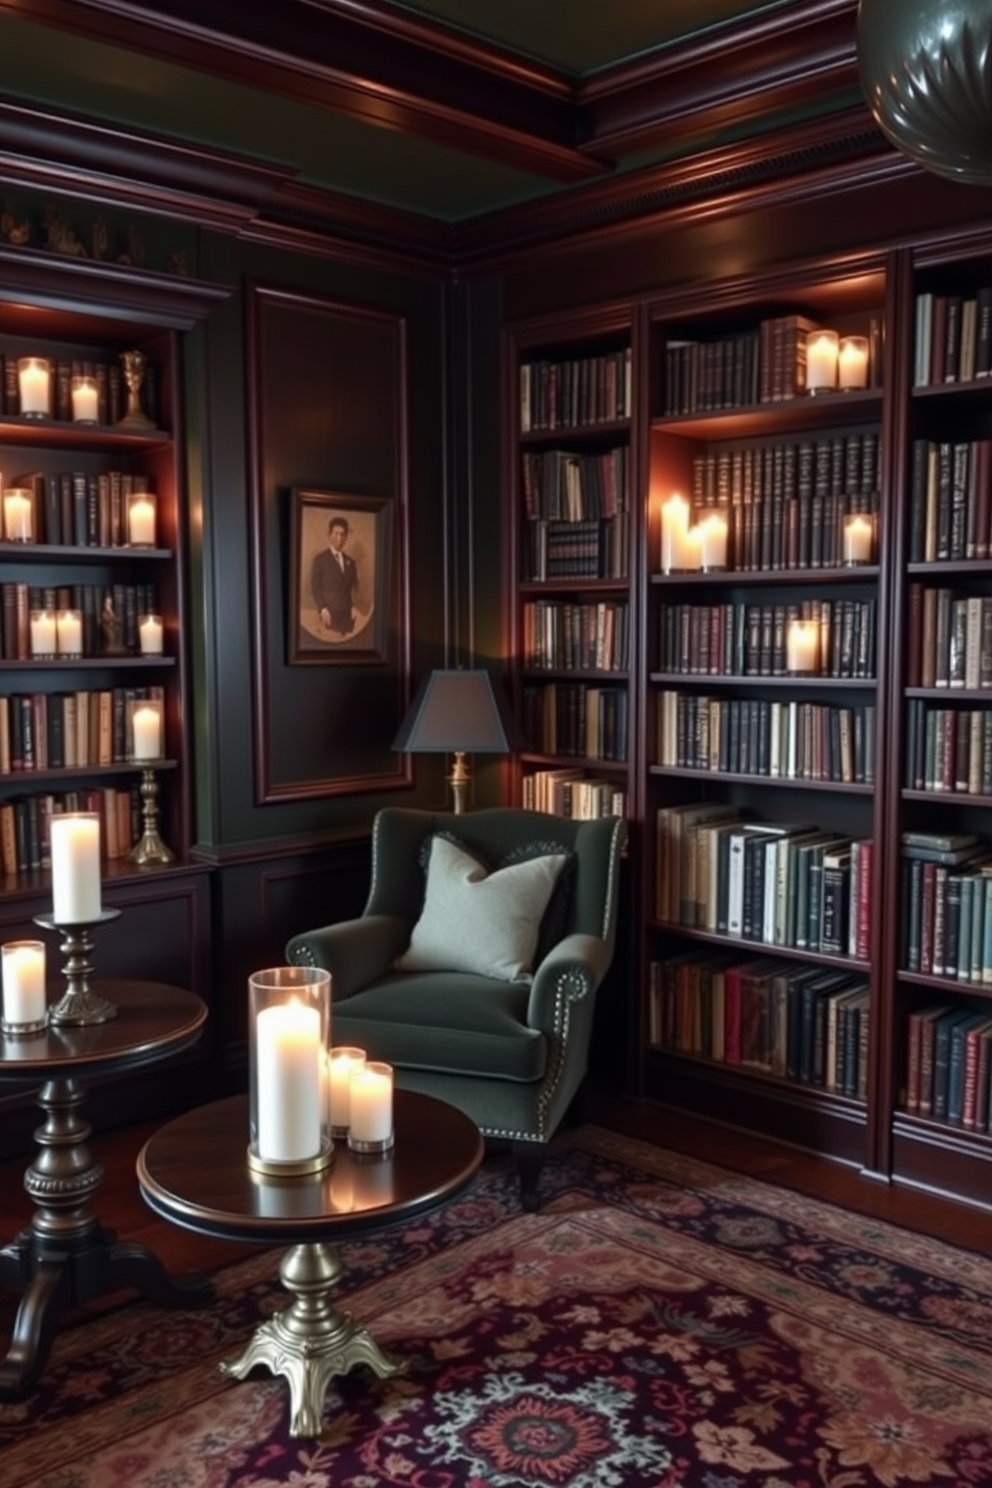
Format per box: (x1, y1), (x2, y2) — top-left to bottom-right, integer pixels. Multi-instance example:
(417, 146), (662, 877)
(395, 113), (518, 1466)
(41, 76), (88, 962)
(286, 806), (626, 1209)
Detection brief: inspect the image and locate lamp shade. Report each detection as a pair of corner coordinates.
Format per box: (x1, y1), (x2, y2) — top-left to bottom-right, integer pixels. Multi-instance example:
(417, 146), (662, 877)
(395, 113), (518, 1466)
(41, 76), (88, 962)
(392, 668), (523, 754)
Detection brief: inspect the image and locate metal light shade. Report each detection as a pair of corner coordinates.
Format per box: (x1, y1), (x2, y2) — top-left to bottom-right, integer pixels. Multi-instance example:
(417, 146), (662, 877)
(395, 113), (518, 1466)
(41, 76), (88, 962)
(857, 0), (992, 184)
(392, 668), (523, 813)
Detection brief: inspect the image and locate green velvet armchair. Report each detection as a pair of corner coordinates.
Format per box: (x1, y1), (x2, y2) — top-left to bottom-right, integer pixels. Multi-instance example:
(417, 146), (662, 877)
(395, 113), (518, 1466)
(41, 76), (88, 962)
(286, 805), (627, 1209)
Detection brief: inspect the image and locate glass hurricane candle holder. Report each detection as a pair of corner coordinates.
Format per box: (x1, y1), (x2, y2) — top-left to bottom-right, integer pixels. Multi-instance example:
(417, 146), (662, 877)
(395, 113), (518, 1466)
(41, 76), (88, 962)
(4, 486), (34, 543)
(842, 512), (875, 566)
(327, 1046), (367, 1136)
(70, 373), (99, 423)
(138, 613), (164, 655)
(17, 356), (51, 417)
(805, 329), (838, 394)
(347, 1060), (394, 1156)
(838, 335), (869, 390)
(56, 608), (83, 658)
(1, 940), (48, 1036)
(126, 490), (157, 547)
(29, 608), (56, 659)
(128, 698), (164, 762)
(248, 966), (332, 1176)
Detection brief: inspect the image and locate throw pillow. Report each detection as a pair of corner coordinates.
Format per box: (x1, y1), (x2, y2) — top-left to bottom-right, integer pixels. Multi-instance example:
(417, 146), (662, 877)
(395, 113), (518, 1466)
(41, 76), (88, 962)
(395, 834), (569, 982)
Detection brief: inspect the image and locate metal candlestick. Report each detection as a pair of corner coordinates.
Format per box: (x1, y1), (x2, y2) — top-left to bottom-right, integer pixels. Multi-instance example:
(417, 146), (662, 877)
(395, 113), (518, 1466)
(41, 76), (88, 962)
(129, 767), (175, 865)
(34, 909), (121, 1025)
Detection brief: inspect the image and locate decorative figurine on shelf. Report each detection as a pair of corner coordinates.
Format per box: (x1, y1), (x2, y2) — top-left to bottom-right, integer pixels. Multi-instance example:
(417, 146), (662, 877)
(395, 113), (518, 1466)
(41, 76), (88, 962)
(118, 349), (155, 429)
(43, 207), (87, 257)
(100, 593), (126, 656)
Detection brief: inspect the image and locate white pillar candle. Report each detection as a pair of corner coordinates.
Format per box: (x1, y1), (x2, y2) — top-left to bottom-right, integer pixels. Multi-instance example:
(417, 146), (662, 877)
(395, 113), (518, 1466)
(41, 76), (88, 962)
(50, 813), (102, 923)
(805, 330), (838, 392)
(328, 1046), (366, 1128)
(131, 703), (162, 760)
(255, 1000), (323, 1161)
(660, 493), (691, 573)
(786, 619), (820, 674)
(2, 941), (46, 1027)
(17, 357), (50, 415)
(70, 375), (99, 422)
(843, 514), (874, 565)
(697, 510), (729, 571)
(138, 614), (164, 654)
(127, 494), (156, 546)
(56, 609), (83, 656)
(4, 488), (33, 542)
(838, 335), (869, 390)
(349, 1061), (394, 1143)
(30, 610), (56, 657)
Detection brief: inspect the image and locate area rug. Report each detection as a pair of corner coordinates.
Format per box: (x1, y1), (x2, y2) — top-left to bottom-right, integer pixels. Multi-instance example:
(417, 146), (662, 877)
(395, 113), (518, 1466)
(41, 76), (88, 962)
(3, 1126), (992, 1488)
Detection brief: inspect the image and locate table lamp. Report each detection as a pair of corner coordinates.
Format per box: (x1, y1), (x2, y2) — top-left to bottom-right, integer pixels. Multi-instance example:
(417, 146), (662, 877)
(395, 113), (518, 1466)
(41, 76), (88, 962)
(392, 667), (523, 813)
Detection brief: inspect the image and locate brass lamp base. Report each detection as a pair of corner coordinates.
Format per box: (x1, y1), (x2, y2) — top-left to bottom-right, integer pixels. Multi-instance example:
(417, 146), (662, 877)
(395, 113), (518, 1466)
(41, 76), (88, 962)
(448, 749), (470, 815)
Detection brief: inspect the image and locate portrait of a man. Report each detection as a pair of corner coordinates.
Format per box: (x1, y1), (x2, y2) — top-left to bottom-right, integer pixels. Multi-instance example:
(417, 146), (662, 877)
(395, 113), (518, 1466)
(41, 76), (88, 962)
(290, 489), (390, 662)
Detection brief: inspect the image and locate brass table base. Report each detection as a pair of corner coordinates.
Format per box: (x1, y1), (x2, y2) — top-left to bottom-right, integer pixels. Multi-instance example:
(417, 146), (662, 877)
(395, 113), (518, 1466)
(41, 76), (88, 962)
(219, 1240), (402, 1438)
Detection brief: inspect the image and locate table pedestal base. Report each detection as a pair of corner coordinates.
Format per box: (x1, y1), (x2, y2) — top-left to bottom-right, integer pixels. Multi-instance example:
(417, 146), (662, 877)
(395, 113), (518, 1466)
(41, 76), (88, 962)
(219, 1240), (402, 1437)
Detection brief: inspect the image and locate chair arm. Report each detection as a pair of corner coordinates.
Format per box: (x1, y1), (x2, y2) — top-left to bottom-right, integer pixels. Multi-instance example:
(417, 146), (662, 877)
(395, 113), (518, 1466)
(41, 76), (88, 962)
(526, 932), (612, 1033)
(286, 915), (409, 1002)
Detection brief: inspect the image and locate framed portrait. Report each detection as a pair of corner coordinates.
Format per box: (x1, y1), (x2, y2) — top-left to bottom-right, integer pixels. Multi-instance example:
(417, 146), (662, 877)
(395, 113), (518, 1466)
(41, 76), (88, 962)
(288, 488), (392, 664)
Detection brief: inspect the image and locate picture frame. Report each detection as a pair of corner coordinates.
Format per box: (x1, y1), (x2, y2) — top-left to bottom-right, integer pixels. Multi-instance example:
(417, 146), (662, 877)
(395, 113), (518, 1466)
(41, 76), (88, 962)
(288, 488), (391, 664)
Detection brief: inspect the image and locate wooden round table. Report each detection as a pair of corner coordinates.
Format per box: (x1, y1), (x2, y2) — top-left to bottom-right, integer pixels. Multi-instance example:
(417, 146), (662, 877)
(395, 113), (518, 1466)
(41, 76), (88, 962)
(137, 1089), (484, 1437)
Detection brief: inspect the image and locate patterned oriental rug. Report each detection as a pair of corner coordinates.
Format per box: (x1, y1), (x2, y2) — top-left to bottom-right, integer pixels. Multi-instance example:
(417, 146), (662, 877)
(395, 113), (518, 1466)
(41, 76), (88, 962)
(3, 1125), (992, 1488)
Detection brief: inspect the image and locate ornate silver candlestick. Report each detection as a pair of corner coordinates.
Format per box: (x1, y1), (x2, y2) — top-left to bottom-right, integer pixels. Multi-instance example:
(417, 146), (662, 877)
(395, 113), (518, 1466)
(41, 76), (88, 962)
(34, 909), (121, 1025)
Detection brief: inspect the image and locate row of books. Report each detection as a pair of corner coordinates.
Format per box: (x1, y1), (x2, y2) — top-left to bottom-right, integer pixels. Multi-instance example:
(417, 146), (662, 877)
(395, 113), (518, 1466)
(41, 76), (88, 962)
(2, 582), (159, 661)
(0, 353), (160, 425)
(904, 700), (992, 796)
(701, 489), (877, 575)
(899, 832), (992, 984)
(657, 598), (877, 680)
(689, 432), (880, 507)
(656, 803), (874, 959)
(521, 682), (628, 763)
(648, 952), (870, 1096)
(903, 1001), (992, 1129)
(523, 514), (629, 581)
(519, 348), (632, 432)
(908, 437), (992, 563)
(521, 768), (626, 820)
(656, 694), (876, 785)
(520, 446), (629, 522)
(2, 468), (156, 550)
(0, 785), (144, 878)
(0, 685), (165, 774)
(906, 586), (992, 691)
(522, 599), (629, 673)
(913, 289), (992, 388)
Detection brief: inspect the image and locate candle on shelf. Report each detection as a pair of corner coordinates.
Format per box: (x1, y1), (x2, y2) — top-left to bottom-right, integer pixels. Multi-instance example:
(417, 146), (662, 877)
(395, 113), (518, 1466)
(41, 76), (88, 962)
(1, 940), (47, 1032)
(328, 1046), (366, 1131)
(50, 813), (102, 924)
(127, 492), (156, 546)
(843, 514), (874, 565)
(130, 701), (163, 761)
(348, 1060), (394, 1150)
(138, 614), (164, 655)
(805, 330), (838, 393)
(29, 609), (56, 658)
(660, 493), (691, 573)
(697, 509), (729, 571)
(786, 618), (820, 674)
(838, 335), (869, 390)
(70, 374), (99, 423)
(17, 357), (51, 417)
(255, 999), (323, 1163)
(4, 487), (34, 543)
(55, 609), (83, 657)
(682, 524), (702, 572)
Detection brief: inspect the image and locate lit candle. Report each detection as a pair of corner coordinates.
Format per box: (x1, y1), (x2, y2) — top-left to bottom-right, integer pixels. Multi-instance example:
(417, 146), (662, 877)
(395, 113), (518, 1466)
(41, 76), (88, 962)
(1, 941), (47, 1029)
(17, 357), (51, 416)
(50, 813), (102, 923)
(838, 335), (869, 391)
(127, 494), (156, 546)
(29, 609), (56, 657)
(682, 524), (702, 572)
(138, 614), (164, 655)
(328, 1046), (366, 1129)
(786, 619), (820, 674)
(4, 488), (33, 542)
(660, 493), (691, 573)
(56, 609), (83, 656)
(131, 703), (162, 761)
(70, 374), (99, 422)
(698, 510), (729, 571)
(255, 999), (323, 1162)
(805, 330), (838, 393)
(843, 514), (874, 565)
(349, 1060), (394, 1145)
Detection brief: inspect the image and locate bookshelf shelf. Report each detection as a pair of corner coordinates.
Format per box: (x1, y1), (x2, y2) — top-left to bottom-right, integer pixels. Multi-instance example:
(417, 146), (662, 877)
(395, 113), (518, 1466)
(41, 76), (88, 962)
(651, 566), (881, 588)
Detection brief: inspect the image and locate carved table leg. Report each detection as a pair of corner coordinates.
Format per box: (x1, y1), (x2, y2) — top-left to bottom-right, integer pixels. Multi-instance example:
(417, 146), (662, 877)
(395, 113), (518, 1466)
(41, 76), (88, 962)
(219, 1240), (403, 1438)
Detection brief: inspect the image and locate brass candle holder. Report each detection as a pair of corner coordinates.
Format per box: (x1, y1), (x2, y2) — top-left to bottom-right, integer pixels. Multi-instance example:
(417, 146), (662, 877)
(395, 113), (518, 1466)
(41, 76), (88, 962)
(130, 767), (175, 866)
(34, 908), (121, 1025)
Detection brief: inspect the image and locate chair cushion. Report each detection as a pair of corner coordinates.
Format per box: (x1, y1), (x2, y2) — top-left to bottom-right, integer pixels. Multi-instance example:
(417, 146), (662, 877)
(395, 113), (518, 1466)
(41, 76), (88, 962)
(333, 970), (547, 1081)
(395, 834), (568, 983)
